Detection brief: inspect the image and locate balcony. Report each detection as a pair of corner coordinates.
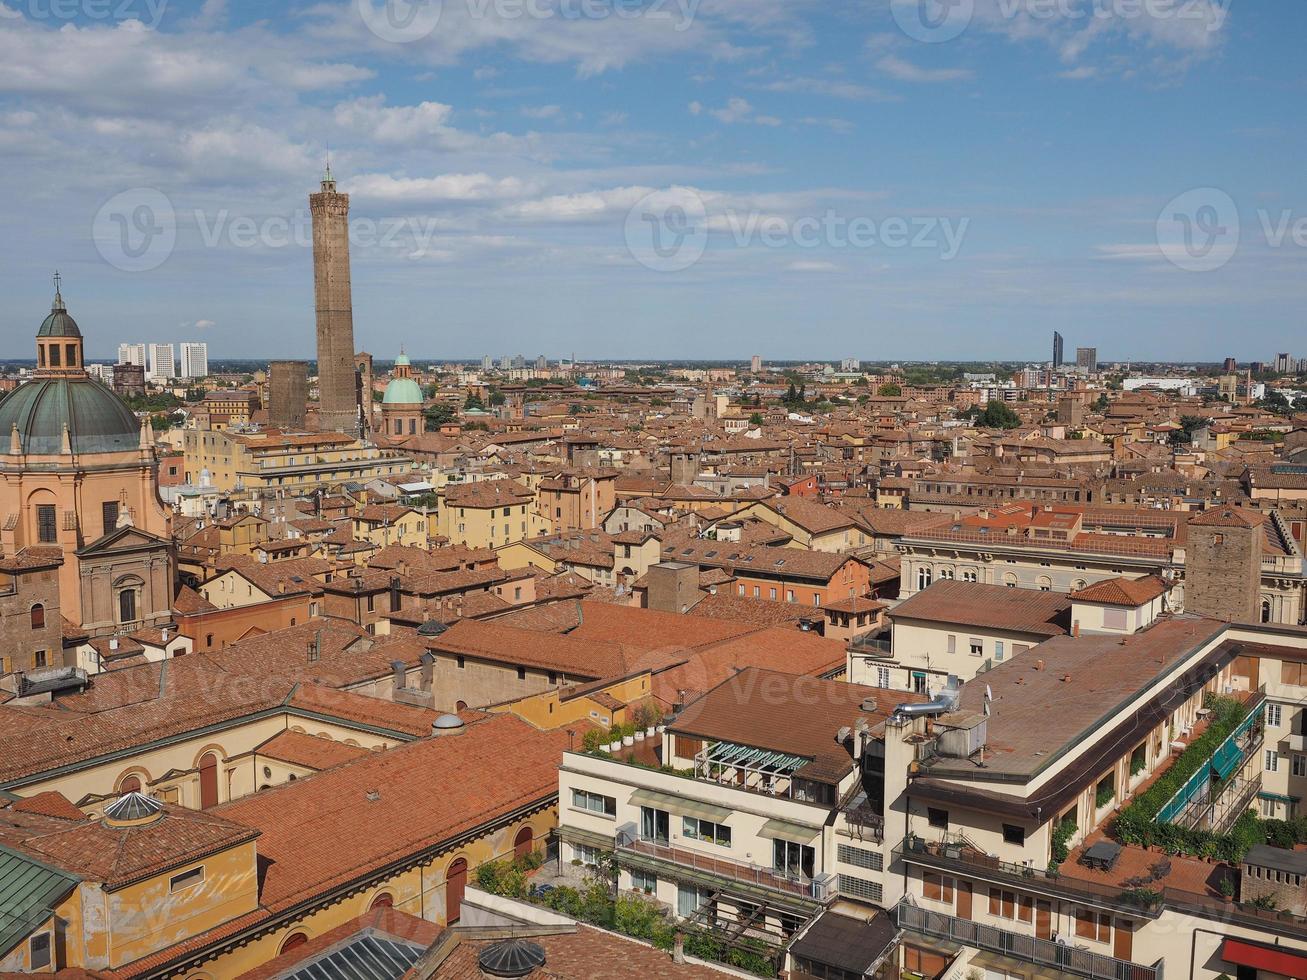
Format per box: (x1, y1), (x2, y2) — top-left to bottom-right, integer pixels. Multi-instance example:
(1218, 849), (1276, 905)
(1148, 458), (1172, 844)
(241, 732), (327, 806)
(895, 901), (1162, 980)
(895, 836), (1167, 919)
(615, 831), (823, 907)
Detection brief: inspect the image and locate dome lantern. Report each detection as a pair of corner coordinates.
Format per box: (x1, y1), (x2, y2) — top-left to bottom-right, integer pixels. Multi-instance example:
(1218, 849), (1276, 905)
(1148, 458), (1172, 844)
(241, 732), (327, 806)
(35, 271), (86, 378)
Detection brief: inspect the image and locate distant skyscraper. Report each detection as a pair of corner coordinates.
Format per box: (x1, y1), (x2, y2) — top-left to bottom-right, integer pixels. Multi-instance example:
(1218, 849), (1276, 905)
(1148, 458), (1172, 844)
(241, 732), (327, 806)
(1075, 347), (1097, 373)
(840, 357), (860, 372)
(535, 354), (547, 371)
(147, 343), (175, 381)
(117, 343), (146, 367)
(310, 165), (359, 433)
(1275, 352), (1292, 374)
(481, 355), (493, 372)
(1222, 357), (1238, 372)
(751, 354), (762, 373)
(1052, 331), (1063, 369)
(180, 342), (208, 379)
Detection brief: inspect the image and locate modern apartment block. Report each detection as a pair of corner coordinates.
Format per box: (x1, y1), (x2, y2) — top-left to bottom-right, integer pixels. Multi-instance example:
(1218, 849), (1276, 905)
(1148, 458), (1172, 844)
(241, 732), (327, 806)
(147, 342), (175, 381)
(179, 340), (208, 378)
(558, 617), (1307, 980)
(116, 342), (146, 367)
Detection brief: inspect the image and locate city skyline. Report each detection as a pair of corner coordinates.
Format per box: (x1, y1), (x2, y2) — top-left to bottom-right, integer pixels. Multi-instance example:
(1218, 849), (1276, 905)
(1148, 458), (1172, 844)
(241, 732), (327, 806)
(1, 1), (1304, 359)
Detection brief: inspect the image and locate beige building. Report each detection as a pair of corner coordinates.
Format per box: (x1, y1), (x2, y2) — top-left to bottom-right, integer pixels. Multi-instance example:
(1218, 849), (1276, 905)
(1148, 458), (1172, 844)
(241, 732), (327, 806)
(183, 427), (413, 493)
(0, 281), (173, 636)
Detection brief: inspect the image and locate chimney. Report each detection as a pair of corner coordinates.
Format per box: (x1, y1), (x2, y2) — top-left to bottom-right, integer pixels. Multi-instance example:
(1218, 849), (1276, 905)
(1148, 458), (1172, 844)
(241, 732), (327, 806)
(1061, 673), (1072, 683)
(161, 628), (169, 643)
(419, 651), (434, 692)
(673, 933), (685, 965)
(1034, 659), (1045, 671)
(1071, 621), (1080, 637)
(390, 659), (406, 697)
(307, 635), (320, 662)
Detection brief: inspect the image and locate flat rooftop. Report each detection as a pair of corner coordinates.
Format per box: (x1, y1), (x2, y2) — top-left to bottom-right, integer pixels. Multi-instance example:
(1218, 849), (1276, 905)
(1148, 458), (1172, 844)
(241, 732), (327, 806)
(922, 615), (1226, 780)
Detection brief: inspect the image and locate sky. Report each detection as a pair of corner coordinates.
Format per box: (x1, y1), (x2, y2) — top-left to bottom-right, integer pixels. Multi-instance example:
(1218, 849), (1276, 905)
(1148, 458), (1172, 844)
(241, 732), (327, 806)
(1, 0), (1304, 362)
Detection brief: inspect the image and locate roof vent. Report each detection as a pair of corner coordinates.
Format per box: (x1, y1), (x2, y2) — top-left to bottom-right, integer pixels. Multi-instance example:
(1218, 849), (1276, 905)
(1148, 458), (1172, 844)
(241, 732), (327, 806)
(104, 791), (164, 828)
(477, 938), (546, 978)
(433, 713), (465, 736)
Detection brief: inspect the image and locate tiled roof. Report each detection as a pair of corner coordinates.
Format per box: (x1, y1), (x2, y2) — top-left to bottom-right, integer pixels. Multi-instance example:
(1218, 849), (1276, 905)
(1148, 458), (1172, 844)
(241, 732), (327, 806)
(671, 667), (924, 780)
(0, 798), (258, 890)
(254, 731), (371, 772)
(891, 580), (1071, 637)
(426, 619), (633, 679)
(1070, 575), (1166, 607)
(216, 714), (569, 912)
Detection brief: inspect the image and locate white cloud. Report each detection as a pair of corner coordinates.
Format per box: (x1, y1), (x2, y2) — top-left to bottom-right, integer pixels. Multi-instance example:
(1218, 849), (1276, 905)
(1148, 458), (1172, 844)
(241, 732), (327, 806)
(875, 54), (973, 83)
(521, 105), (562, 120)
(349, 173), (534, 204)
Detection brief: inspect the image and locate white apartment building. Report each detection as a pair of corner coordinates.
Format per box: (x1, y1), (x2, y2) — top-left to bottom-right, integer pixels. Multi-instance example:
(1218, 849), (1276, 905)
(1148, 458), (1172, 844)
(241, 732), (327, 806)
(180, 341), (209, 379)
(117, 342), (146, 367)
(147, 342), (175, 381)
(558, 617), (1307, 980)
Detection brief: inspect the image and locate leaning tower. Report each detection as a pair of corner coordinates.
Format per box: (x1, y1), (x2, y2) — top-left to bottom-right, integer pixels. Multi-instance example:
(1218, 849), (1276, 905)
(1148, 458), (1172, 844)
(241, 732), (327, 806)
(310, 165), (359, 433)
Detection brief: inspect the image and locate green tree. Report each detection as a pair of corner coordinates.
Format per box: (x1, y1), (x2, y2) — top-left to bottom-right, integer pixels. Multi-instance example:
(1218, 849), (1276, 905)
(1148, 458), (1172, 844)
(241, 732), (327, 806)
(488, 389), (506, 407)
(784, 382), (798, 404)
(967, 400), (1021, 429)
(749, 412), (764, 426)
(423, 403), (455, 429)
(464, 392), (484, 410)
(878, 383), (902, 397)
(1094, 393), (1109, 411)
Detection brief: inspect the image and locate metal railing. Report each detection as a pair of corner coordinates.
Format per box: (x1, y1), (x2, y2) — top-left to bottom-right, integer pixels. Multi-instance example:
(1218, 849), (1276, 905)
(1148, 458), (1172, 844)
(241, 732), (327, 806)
(841, 801), (885, 843)
(895, 837), (1166, 919)
(895, 901), (1161, 980)
(616, 831), (817, 900)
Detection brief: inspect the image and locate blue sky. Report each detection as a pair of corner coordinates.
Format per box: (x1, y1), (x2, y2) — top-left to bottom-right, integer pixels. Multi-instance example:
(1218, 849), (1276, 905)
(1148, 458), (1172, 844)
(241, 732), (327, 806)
(1, 0), (1303, 361)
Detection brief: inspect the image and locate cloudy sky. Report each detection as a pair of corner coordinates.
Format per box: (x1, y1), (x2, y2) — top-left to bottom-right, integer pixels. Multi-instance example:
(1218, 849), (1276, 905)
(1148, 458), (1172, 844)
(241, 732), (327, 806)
(1, 0), (1303, 362)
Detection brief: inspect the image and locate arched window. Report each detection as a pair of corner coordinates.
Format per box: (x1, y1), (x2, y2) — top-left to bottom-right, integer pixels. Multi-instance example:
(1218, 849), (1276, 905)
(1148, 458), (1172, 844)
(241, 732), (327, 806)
(118, 774), (142, 794)
(30, 604), (44, 630)
(370, 892), (394, 910)
(1003, 572), (1018, 588)
(279, 933), (308, 954)
(1036, 576), (1052, 592)
(1261, 598), (1273, 624)
(916, 567), (932, 591)
(455, 700), (468, 712)
(514, 826), (534, 861)
(938, 568), (954, 581)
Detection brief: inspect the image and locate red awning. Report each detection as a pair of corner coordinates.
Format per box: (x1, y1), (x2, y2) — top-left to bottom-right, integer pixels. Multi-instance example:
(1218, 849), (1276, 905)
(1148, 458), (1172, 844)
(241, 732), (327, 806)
(1222, 938), (1307, 980)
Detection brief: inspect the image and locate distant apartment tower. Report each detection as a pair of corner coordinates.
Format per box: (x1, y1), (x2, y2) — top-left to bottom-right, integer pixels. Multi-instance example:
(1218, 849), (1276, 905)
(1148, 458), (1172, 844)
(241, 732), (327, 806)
(535, 354), (547, 371)
(1075, 346), (1097, 373)
(1185, 508), (1264, 623)
(310, 166), (360, 434)
(147, 343), (175, 381)
(481, 355), (493, 372)
(117, 343), (146, 367)
(268, 360), (309, 431)
(1052, 331), (1064, 368)
(1275, 352), (1292, 374)
(180, 342), (209, 379)
(840, 357), (861, 372)
(751, 354), (762, 373)
(1222, 357), (1238, 372)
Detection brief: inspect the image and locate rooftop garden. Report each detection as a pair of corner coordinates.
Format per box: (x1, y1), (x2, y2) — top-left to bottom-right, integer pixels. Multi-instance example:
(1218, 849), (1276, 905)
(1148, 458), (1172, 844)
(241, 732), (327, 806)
(475, 852), (778, 977)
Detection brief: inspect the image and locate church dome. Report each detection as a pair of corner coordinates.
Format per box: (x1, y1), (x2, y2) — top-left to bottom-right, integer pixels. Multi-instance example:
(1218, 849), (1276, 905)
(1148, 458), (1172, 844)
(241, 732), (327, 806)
(382, 377), (423, 405)
(0, 378), (141, 455)
(37, 276), (82, 338)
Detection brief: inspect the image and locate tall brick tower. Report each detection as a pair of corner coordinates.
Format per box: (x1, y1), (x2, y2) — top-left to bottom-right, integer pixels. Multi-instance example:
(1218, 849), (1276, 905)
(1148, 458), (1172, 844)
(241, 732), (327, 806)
(310, 165), (359, 434)
(1185, 508), (1265, 623)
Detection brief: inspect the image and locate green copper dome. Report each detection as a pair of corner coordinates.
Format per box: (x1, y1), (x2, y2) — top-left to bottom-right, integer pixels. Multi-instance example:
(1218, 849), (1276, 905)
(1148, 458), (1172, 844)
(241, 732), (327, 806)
(382, 376), (423, 405)
(0, 377), (141, 455)
(37, 280), (82, 338)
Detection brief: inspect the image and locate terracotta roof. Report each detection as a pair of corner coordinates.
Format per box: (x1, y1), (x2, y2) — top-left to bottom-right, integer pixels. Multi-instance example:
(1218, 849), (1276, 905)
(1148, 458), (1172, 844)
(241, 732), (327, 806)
(216, 714), (569, 912)
(0, 797), (258, 890)
(670, 667), (924, 782)
(434, 925), (736, 979)
(890, 580), (1071, 637)
(1188, 506), (1267, 528)
(254, 730), (371, 771)
(233, 907), (441, 980)
(1070, 575), (1167, 607)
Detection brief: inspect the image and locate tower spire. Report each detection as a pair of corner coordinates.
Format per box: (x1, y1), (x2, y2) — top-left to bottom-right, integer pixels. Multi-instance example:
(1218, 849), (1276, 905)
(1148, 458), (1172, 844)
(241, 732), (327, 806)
(52, 270), (65, 312)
